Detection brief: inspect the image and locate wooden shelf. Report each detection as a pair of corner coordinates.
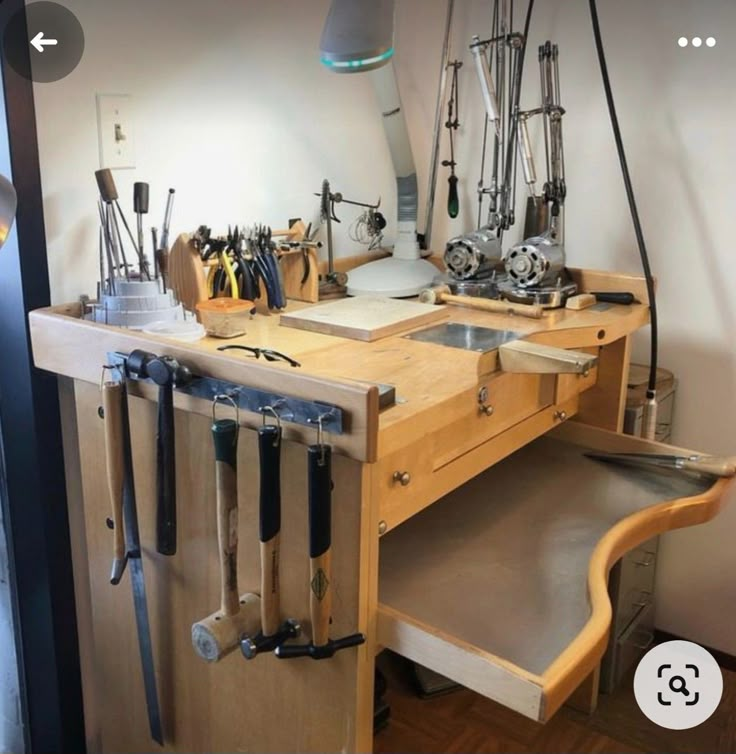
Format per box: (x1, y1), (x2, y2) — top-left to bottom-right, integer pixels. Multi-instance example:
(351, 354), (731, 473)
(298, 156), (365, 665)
(378, 424), (731, 722)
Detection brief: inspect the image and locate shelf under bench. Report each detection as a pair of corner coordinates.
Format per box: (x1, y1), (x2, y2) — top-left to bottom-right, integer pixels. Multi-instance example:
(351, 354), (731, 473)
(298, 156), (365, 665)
(377, 423), (731, 722)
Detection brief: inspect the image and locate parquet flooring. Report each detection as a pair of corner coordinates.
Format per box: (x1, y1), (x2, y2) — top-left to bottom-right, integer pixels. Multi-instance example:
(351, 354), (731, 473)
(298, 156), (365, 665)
(374, 652), (736, 754)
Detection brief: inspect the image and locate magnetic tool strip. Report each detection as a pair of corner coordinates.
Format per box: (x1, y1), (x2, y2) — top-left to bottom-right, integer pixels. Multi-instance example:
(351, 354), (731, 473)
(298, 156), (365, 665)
(107, 351), (346, 435)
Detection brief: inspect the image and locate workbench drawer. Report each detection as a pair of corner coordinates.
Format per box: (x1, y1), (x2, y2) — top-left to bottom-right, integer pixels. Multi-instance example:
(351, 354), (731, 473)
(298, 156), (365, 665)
(377, 423), (730, 722)
(377, 367), (597, 531)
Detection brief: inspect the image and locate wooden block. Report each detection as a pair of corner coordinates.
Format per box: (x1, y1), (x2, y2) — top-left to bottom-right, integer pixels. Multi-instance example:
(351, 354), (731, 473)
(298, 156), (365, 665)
(280, 248), (319, 303)
(566, 294), (596, 311)
(168, 233), (207, 313)
(280, 296), (447, 342)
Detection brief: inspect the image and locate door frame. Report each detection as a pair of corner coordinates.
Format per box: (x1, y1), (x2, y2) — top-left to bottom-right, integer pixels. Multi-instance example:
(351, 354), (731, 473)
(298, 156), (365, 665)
(0, 2), (85, 751)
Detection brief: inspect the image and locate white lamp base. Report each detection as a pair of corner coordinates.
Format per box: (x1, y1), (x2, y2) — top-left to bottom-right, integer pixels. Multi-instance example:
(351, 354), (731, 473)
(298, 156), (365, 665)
(346, 257), (439, 298)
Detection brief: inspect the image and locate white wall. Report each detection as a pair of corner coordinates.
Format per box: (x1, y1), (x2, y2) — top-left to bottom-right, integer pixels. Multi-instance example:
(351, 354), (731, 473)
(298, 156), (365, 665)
(34, 0), (736, 652)
(35, 0), (403, 306)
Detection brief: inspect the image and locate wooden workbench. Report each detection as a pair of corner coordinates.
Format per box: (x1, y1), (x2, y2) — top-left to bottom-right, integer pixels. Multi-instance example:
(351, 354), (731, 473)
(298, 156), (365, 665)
(29, 267), (731, 753)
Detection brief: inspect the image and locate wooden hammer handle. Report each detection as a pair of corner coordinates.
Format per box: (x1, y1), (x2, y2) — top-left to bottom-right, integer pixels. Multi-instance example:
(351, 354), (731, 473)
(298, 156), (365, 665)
(213, 419), (240, 617)
(308, 444), (332, 648)
(443, 293), (544, 319)
(102, 381), (126, 582)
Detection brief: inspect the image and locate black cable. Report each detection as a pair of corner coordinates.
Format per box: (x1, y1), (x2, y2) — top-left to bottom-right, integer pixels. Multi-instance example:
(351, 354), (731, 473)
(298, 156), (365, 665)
(589, 0), (658, 397)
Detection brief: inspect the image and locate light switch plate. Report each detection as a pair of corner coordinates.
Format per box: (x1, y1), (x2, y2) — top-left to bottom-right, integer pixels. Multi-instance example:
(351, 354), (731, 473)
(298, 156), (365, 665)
(96, 94), (136, 169)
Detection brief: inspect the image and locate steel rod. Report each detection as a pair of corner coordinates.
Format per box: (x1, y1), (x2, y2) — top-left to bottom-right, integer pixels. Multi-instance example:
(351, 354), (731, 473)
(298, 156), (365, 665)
(423, 0), (456, 251)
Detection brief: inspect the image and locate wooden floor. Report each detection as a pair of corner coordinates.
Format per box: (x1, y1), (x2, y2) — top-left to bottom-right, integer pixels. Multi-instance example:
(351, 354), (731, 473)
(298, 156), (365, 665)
(374, 652), (736, 754)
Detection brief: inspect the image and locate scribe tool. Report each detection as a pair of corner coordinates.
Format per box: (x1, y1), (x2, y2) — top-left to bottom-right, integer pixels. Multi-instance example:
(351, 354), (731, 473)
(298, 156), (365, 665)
(584, 452), (736, 478)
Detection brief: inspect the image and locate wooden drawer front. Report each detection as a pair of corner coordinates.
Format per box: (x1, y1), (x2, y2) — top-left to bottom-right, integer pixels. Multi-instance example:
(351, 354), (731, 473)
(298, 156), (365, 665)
(376, 368), (601, 532)
(377, 396), (580, 533)
(432, 372), (556, 469)
(378, 424), (729, 722)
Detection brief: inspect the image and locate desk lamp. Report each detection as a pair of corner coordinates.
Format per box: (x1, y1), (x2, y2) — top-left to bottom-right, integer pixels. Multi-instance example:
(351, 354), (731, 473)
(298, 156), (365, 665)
(320, 0), (438, 297)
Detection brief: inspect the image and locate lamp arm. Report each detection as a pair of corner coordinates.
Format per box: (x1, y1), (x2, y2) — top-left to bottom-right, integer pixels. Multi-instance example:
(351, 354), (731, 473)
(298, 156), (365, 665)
(369, 62), (420, 260)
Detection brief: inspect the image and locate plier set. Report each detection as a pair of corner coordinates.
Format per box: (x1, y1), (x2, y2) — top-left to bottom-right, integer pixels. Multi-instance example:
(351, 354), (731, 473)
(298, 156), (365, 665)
(194, 225), (286, 311)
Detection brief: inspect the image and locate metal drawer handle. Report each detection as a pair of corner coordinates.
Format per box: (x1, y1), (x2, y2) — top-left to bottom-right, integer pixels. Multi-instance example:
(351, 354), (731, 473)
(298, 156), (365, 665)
(635, 552), (656, 567)
(477, 387), (494, 417)
(392, 471), (411, 487)
(633, 590), (652, 608)
(632, 629), (655, 651)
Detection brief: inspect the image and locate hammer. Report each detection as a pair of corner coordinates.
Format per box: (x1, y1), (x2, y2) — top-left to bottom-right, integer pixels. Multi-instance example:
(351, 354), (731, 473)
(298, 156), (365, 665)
(240, 420), (300, 659)
(192, 408), (259, 662)
(419, 284), (544, 320)
(127, 349), (191, 556)
(275, 442), (364, 660)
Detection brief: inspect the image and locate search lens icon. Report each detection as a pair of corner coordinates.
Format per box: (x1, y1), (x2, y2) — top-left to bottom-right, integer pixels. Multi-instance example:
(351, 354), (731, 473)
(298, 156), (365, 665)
(669, 675), (690, 696)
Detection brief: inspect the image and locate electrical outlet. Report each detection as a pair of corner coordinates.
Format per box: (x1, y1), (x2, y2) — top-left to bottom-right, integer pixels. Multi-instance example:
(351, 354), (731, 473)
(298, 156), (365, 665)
(96, 94), (136, 169)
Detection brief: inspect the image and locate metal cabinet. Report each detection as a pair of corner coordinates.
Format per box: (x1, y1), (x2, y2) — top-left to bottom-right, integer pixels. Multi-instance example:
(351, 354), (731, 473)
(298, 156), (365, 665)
(600, 536), (659, 693)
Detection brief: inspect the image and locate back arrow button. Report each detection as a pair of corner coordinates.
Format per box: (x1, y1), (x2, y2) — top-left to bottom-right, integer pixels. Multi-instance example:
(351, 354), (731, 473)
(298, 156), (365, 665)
(30, 31), (58, 52)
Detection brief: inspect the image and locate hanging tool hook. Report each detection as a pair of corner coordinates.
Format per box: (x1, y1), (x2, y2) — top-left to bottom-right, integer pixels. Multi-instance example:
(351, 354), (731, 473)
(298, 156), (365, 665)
(100, 363), (124, 394)
(260, 405), (282, 447)
(309, 413), (331, 466)
(212, 393), (240, 425)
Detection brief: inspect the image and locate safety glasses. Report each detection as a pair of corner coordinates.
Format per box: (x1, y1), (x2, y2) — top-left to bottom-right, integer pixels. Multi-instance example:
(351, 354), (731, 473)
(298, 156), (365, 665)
(217, 345), (301, 368)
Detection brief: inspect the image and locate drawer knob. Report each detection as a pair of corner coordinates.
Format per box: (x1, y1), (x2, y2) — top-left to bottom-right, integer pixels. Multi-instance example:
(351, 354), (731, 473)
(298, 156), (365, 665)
(378, 520), (388, 536)
(554, 409), (568, 422)
(392, 471), (411, 487)
(477, 386), (494, 417)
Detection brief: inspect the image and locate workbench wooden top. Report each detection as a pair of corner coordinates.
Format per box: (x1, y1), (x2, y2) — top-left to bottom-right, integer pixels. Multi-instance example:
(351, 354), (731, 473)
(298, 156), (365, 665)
(30, 268), (648, 462)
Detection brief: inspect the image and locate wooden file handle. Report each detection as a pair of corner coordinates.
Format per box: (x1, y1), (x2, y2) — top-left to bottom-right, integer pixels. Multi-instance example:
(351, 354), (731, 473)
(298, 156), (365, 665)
(308, 444), (332, 648)
(213, 419), (240, 617)
(102, 381), (126, 584)
(681, 456), (736, 477)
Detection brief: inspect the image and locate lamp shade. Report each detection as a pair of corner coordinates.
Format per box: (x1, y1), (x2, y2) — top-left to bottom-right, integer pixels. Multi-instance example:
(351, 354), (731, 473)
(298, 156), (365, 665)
(0, 174), (17, 249)
(320, 0), (395, 73)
